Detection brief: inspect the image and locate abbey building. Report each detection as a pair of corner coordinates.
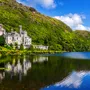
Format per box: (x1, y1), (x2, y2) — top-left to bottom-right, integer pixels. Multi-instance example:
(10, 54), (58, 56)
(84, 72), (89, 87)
(0, 24), (32, 49)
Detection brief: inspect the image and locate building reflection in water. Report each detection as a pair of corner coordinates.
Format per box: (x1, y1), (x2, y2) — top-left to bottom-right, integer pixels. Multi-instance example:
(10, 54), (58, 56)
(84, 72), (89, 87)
(5, 57), (32, 81)
(0, 56), (48, 82)
(0, 72), (5, 83)
(0, 62), (5, 83)
(33, 56), (48, 63)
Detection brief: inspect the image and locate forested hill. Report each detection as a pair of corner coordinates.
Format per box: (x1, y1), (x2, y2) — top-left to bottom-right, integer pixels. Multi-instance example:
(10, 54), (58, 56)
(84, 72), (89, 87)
(0, 0), (90, 51)
(74, 30), (90, 39)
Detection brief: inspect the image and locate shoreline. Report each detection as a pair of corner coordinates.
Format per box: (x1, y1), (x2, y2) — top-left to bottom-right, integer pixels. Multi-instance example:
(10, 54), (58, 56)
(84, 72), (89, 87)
(0, 50), (65, 56)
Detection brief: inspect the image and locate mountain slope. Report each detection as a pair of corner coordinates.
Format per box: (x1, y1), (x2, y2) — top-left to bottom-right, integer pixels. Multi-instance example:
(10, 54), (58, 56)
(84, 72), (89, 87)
(0, 0), (90, 51)
(74, 30), (90, 39)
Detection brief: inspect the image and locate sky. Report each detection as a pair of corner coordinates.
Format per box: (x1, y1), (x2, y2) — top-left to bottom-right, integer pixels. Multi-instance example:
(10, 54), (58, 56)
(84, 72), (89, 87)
(16, 0), (90, 31)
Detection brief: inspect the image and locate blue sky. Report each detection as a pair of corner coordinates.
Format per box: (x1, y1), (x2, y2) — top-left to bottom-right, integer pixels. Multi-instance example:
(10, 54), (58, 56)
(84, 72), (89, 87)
(16, 0), (90, 30)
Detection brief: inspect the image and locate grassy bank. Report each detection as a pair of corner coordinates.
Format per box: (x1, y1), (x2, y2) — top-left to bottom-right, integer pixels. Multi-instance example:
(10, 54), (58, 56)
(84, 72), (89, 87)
(0, 49), (65, 56)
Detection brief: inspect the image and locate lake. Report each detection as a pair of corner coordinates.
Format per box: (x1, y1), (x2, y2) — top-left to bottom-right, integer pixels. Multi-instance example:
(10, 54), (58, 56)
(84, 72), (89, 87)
(0, 52), (90, 90)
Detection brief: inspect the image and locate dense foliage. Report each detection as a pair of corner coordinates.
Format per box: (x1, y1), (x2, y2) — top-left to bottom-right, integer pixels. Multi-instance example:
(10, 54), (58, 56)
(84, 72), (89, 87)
(20, 44), (24, 50)
(0, 0), (90, 51)
(0, 35), (5, 46)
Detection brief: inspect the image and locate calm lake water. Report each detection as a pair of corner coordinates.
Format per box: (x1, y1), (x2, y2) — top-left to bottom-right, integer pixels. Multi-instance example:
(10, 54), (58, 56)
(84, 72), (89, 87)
(0, 52), (90, 90)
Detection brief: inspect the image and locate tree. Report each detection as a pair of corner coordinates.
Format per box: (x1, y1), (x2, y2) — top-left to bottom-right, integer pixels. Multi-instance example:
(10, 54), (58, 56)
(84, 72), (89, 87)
(0, 35), (5, 46)
(29, 45), (34, 51)
(10, 43), (13, 48)
(20, 44), (24, 50)
(4, 44), (12, 49)
(15, 42), (18, 49)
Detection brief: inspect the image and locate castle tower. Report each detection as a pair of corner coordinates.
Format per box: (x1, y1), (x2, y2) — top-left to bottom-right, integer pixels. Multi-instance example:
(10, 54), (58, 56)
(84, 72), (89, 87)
(19, 25), (22, 34)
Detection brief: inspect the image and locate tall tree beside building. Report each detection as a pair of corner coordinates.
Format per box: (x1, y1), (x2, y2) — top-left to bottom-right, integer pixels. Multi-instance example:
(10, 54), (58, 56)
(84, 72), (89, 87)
(0, 35), (5, 46)
(20, 44), (24, 50)
(15, 42), (18, 49)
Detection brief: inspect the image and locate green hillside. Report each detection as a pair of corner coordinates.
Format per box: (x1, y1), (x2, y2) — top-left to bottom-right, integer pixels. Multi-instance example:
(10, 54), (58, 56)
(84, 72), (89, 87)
(74, 30), (90, 39)
(0, 0), (90, 51)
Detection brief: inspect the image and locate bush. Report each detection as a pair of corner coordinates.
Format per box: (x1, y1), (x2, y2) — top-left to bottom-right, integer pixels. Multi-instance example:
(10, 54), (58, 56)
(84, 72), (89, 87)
(28, 45), (34, 51)
(20, 44), (24, 50)
(4, 44), (12, 49)
(0, 35), (5, 46)
(15, 42), (18, 49)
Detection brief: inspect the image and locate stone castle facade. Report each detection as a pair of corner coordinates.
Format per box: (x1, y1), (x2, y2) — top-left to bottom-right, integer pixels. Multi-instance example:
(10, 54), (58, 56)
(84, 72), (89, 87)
(0, 24), (32, 49)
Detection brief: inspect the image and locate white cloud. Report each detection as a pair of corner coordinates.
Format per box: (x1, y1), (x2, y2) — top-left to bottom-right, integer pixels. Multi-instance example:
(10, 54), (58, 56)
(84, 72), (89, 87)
(75, 25), (90, 30)
(38, 0), (56, 8)
(54, 13), (90, 31)
(17, 0), (56, 9)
